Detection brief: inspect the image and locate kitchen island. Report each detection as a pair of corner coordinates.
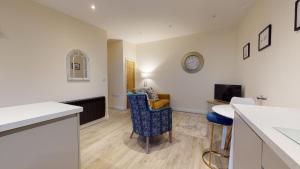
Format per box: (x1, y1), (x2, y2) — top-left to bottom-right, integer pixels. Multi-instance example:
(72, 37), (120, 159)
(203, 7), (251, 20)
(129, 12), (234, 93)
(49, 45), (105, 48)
(0, 102), (83, 169)
(232, 104), (300, 169)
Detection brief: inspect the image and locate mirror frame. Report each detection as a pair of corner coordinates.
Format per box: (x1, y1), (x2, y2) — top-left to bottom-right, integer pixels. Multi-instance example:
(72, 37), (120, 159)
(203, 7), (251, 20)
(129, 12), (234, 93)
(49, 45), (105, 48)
(66, 49), (90, 81)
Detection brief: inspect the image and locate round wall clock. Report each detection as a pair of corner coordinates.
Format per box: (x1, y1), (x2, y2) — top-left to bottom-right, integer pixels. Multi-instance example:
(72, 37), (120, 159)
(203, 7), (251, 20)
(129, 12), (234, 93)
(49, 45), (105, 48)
(181, 52), (204, 73)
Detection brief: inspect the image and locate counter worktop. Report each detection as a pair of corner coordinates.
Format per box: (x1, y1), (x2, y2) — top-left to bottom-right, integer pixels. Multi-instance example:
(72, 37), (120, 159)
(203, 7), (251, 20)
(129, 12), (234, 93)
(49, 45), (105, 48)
(0, 102), (83, 133)
(233, 104), (300, 169)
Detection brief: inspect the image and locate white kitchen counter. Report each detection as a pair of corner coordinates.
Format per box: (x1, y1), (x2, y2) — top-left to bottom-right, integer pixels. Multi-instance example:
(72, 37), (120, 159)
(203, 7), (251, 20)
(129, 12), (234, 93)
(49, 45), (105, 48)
(0, 102), (83, 133)
(233, 104), (300, 169)
(0, 102), (83, 169)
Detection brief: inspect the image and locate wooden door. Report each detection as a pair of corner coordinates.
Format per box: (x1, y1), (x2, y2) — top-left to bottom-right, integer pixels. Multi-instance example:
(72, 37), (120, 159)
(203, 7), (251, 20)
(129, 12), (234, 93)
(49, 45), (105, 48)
(126, 60), (135, 92)
(126, 60), (135, 107)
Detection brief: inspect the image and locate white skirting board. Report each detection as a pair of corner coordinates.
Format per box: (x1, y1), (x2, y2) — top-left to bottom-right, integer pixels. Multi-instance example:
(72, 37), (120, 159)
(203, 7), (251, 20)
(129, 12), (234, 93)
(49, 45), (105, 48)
(172, 107), (207, 114)
(109, 105), (127, 111)
(80, 116), (107, 130)
(110, 105), (208, 114)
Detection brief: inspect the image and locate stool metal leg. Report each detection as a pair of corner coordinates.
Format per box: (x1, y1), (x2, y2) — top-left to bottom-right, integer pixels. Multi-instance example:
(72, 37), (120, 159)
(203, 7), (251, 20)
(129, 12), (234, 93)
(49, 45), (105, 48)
(221, 126), (228, 149)
(202, 122), (230, 169)
(209, 123), (214, 167)
(225, 126), (232, 150)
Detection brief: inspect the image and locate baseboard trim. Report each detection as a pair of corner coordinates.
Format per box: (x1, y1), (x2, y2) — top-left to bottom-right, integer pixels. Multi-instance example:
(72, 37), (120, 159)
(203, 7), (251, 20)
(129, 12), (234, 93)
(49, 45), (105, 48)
(80, 116), (107, 130)
(110, 105), (207, 114)
(109, 105), (127, 111)
(172, 107), (207, 114)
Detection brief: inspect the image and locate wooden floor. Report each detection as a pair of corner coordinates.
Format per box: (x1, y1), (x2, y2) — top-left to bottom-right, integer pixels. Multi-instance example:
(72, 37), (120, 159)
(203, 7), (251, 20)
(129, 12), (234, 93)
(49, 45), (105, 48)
(80, 109), (228, 169)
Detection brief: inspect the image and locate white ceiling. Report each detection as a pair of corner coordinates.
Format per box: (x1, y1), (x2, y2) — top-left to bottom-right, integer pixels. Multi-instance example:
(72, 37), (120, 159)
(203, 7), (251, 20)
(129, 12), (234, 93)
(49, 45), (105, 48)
(33, 0), (256, 44)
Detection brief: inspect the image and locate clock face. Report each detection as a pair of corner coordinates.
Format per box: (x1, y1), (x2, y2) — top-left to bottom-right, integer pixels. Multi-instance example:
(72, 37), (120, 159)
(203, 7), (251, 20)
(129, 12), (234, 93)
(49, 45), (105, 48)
(182, 52), (204, 73)
(185, 55), (200, 70)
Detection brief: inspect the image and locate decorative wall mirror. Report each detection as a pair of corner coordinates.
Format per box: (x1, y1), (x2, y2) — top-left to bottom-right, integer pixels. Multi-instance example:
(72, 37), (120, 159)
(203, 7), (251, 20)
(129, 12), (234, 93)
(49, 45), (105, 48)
(67, 49), (90, 81)
(181, 52), (204, 73)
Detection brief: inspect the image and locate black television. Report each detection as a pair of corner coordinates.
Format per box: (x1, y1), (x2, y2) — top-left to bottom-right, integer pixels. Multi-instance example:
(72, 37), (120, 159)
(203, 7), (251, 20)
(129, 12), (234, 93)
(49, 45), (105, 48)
(214, 84), (242, 102)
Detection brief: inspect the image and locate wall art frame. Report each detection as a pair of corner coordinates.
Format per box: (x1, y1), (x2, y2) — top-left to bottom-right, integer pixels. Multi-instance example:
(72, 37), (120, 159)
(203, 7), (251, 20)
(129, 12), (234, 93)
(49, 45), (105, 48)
(295, 0), (300, 31)
(243, 43), (250, 60)
(258, 24), (272, 51)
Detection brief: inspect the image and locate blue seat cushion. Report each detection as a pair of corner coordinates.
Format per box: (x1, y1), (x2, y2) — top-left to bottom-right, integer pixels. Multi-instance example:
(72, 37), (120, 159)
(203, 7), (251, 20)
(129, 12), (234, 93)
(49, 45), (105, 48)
(207, 112), (233, 126)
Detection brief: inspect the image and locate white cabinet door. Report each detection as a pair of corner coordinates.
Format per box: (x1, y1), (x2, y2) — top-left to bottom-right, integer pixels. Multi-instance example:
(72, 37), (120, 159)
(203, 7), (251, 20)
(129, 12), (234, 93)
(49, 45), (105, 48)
(233, 113), (262, 169)
(0, 115), (80, 169)
(262, 142), (290, 169)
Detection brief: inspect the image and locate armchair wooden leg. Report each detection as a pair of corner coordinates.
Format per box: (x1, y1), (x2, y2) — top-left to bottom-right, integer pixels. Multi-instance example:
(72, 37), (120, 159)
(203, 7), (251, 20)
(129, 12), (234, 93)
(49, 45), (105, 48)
(169, 130), (172, 143)
(146, 137), (150, 154)
(130, 131), (134, 139)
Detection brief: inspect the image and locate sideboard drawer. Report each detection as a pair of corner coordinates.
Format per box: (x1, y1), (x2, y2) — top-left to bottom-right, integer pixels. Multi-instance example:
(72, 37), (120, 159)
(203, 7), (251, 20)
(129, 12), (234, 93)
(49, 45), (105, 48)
(65, 97), (106, 125)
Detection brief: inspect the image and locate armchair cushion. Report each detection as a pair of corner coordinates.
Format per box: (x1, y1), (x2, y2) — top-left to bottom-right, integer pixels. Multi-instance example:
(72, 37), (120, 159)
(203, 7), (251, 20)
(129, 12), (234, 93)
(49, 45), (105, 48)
(134, 89), (170, 110)
(135, 87), (159, 101)
(149, 94), (170, 109)
(146, 87), (159, 101)
(158, 94), (170, 100)
(150, 99), (169, 109)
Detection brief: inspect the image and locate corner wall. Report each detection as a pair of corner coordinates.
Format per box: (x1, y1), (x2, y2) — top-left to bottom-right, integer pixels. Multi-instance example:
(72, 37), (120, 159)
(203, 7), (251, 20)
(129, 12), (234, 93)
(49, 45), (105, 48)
(237, 0), (300, 107)
(108, 40), (126, 110)
(108, 40), (136, 110)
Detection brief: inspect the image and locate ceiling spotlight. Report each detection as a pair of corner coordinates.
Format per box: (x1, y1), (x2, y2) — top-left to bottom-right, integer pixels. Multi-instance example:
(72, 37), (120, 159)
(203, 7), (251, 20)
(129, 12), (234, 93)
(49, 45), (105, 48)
(91, 4), (96, 10)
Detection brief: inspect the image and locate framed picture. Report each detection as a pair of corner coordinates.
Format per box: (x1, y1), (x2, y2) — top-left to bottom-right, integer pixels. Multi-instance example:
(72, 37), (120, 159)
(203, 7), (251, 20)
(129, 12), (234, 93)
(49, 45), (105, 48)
(72, 63), (81, 70)
(258, 24), (272, 51)
(243, 43), (250, 60)
(295, 0), (300, 31)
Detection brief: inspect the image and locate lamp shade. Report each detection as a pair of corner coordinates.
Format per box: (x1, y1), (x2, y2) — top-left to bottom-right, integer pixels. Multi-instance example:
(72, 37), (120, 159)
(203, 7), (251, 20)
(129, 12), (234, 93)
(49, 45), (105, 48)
(141, 72), (151, 79)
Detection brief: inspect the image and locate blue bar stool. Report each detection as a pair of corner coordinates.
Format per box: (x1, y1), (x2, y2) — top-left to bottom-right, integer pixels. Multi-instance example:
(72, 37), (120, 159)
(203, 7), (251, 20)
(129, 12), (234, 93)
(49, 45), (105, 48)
(202, 112), (233, 169)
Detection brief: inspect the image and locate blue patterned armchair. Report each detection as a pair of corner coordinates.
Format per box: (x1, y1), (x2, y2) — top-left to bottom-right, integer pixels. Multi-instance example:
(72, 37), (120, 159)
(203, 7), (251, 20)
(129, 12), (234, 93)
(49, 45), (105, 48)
(127, 93), (173, 153)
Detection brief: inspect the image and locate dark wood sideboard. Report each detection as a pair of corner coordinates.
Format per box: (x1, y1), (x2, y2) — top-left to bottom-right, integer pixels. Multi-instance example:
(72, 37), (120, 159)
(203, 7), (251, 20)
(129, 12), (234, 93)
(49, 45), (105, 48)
(64, 97), (105, 125)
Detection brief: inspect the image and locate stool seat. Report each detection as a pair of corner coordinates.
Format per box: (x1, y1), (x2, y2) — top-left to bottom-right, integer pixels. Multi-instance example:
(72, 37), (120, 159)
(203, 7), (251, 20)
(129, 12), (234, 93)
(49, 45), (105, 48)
(207, 112), (233, 126)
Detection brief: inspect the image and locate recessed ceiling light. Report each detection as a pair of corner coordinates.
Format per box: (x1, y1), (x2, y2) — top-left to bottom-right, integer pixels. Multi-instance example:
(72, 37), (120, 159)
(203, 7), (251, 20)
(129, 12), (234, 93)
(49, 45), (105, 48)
(91, 4), (96, 10)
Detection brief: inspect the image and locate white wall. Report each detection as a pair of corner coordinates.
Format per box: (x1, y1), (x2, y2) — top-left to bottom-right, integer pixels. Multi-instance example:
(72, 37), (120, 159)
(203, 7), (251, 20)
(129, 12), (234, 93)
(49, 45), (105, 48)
(123, 41), (137, 61)
(136, 29), (238, 113)
(237, 0), (300, 107)
(107, 40), (136, 110)
(0, 0), (108, 109)
(108, 40), (126, 110)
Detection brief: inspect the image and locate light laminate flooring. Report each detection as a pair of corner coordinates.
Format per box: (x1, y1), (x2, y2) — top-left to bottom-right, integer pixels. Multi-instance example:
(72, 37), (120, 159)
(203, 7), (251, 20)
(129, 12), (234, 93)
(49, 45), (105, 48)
(80, 109), (228, 169)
